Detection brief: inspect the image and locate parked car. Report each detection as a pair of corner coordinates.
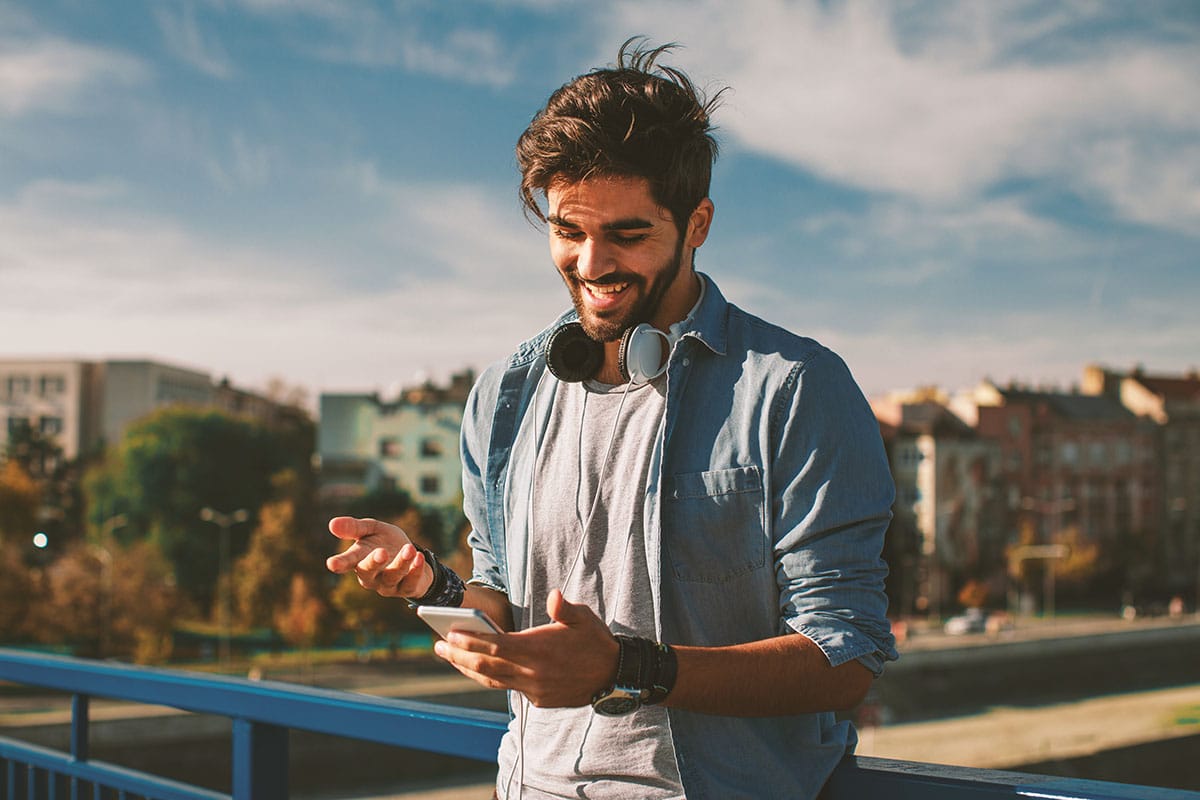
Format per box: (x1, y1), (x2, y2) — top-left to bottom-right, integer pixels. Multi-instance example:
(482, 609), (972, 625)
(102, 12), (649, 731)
(943, 608), (987, 635)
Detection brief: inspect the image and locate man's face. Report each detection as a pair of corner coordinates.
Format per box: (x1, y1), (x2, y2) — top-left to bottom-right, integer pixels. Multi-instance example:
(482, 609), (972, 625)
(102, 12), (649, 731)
(546, 175), (692, 342)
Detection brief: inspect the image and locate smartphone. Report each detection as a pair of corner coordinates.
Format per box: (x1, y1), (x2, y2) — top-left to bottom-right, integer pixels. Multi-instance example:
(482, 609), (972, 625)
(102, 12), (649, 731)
(416, 606), (504, 639)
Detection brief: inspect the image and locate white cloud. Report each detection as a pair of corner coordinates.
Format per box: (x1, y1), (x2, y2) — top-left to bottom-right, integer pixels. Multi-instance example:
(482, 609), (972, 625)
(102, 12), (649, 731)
(206, 132), (277, 188)
(227, 1), (518, 87)
(0, 35), (146, 116)
(0, 171), (563, 397)
(607, 0), (1200, 232)
(154, 3), (236, 79)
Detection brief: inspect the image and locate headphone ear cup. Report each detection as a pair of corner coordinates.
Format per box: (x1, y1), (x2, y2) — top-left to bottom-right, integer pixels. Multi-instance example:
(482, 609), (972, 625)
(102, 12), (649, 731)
(546, 322), (604, 383)
(618, 323), (669, 384)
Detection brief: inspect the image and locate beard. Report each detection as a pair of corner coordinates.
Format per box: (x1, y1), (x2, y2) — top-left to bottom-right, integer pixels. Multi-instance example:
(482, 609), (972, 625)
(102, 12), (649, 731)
(561, 237), (686, 343)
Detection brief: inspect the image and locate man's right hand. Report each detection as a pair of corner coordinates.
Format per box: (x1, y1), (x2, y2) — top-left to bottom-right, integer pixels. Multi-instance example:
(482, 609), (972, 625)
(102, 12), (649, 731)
(325, 516), (434, 599)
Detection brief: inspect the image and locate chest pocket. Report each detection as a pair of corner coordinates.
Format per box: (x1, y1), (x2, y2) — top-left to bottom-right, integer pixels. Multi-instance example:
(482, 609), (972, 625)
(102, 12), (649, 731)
(663, 466), (768, 584)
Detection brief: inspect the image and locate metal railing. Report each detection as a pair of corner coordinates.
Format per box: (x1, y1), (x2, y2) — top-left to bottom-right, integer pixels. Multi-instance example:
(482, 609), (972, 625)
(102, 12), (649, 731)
(0, 647), (1195, 799)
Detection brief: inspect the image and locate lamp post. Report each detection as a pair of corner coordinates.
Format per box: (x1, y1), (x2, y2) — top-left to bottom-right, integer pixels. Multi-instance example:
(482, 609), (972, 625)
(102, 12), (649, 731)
(1017, 497), (1076, 620)
(199, 507), (249, 670)
(95, 514), (127, 658)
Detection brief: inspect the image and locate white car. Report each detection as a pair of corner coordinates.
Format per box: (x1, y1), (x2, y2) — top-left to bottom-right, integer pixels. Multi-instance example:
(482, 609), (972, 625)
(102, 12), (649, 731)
(943, 608), (987, 635)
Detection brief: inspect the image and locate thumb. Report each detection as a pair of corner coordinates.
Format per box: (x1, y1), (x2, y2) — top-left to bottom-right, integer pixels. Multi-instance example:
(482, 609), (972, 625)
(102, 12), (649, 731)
(546, 589), (586, 626)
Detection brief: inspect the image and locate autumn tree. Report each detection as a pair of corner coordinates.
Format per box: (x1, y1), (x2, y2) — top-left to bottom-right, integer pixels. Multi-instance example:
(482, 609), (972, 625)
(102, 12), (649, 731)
(275, 573), (334, 651)
(4, 424), (86, 548)
(0, 547), (38, 643)
(231, 469), (326, 630)
(0, 460), (39, 546)
(32, 539), (184, 663)
(84, 407), (313, 613)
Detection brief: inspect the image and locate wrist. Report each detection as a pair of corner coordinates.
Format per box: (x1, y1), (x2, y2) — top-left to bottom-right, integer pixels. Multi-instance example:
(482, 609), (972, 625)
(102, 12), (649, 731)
(591, 634), (677, 716)
(405, 545), (465, 608)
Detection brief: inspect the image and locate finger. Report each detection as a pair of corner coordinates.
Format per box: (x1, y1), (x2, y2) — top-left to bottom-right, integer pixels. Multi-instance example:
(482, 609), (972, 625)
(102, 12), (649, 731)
(328, 516), (381, 541)
(326, 549), (360, 573)
(435, 638), (527, 690)
(326, 541), (372, 574)
(546, 588), (581, 625)
(436, 650), (509, 691)
(384, 542), (421, 573)
(353, 547), (391, 579)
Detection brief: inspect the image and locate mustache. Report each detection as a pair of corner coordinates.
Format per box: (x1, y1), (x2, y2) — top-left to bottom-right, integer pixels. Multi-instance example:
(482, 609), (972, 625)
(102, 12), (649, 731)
(563, 269), (645, 286)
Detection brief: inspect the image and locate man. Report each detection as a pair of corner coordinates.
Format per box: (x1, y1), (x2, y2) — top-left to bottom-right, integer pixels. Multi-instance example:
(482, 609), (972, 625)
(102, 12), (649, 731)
(327, 39), (896, 799)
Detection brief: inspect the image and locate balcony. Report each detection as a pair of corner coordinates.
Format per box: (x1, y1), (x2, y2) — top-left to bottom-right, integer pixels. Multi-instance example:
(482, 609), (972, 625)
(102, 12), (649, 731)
(1, 648), (1195, 800)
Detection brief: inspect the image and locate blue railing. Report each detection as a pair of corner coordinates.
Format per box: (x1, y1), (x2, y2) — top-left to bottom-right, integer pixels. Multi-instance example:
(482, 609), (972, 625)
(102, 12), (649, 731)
(0, 647), (1195, 799)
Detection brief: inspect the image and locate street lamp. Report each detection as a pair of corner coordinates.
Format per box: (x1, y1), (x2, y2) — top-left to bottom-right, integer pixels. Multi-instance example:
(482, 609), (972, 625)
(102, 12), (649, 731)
(95, 514), (127, 658)
(199, 507), (249, 670)
(1016, 497), (1076, 620)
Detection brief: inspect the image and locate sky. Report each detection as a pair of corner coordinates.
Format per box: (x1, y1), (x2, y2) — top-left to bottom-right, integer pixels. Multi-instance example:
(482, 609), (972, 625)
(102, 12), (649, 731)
(2, 0), (1198, 407)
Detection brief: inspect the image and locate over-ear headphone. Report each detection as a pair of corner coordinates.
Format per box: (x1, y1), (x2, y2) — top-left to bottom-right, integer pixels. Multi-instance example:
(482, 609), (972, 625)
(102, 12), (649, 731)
(545, 322), (676, 385)
(545, 277), (706, 385)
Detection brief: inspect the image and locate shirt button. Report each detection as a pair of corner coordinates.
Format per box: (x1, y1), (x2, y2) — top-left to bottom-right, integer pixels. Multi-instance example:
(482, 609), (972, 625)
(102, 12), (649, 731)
(682, 358), (691, 366)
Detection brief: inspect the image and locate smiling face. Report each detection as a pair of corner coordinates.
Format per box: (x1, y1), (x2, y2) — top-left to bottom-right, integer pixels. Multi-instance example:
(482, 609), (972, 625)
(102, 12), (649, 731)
(547, 175), (712, 348)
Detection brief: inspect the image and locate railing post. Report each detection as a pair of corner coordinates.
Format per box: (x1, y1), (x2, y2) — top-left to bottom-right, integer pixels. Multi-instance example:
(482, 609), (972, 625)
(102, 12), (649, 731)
(70, 694), (89, 762)
(231, 718), (288, 800)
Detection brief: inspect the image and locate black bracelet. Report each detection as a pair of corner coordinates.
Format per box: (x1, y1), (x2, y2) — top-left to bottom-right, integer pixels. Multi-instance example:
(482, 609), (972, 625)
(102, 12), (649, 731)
(406, 545), (465, 608)
(643, 641), (677, 705)
(613, 635), (677, 705)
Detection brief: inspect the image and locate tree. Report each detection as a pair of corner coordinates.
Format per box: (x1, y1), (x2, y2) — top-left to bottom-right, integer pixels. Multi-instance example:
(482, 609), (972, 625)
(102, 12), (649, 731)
(0, 460), (39, 546)
(32, 539), (184, 662)
(4, 423), (88, 549)
(83, 407), (313, 612)
(231, 470), (325, 629)
(0, 547), (37, 642)
(275, 573), (333, 651)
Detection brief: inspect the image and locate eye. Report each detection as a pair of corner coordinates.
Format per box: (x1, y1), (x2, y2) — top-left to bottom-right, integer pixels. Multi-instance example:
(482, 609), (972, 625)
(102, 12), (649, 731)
(553, 228), (584, 242)
(611, 233), (649, 245)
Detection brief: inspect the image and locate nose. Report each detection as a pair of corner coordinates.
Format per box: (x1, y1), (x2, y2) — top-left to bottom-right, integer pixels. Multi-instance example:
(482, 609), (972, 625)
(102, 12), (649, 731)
(575, 237), (614, 281)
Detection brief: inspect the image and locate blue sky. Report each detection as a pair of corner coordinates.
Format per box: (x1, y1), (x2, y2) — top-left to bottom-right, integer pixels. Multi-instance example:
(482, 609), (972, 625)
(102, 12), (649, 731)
(2, 1), (1197, 405)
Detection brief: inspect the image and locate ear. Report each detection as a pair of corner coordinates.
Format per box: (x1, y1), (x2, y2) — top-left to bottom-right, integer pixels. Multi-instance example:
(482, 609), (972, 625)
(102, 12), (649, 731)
(685, 198), (714, 249)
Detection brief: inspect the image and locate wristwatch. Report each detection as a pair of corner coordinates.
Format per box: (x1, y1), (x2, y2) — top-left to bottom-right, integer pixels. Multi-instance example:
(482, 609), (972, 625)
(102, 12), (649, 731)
(591, 635), (643, 717)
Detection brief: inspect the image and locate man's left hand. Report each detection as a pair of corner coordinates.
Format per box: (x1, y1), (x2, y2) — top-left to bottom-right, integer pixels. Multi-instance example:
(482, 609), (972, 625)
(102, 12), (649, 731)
(433, 589), (618, 708)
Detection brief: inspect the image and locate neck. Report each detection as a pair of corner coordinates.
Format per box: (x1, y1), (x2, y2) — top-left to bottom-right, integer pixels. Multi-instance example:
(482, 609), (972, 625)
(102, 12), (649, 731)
(597, 270), (702, 384)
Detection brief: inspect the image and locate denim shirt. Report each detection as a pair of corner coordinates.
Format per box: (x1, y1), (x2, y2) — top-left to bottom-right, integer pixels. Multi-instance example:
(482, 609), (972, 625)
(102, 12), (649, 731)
(462, 275), (898, 800)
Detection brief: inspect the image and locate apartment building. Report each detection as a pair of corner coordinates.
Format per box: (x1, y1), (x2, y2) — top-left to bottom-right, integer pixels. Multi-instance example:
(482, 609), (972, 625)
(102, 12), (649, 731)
(318, 370), (475, 507)
(1084, 365), (1200, 597)
(1, 358), (301, 462)
(963, 380), (1160, 565)
(0, 359), (100, 462)
(874, 390), (1004, 617)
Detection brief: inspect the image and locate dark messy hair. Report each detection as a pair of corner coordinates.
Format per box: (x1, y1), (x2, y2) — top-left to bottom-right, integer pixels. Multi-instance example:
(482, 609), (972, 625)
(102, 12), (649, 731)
(516, 36), (724, 237)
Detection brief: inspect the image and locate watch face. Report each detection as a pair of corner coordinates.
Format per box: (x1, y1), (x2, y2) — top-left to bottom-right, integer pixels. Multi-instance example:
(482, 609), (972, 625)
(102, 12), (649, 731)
(592, 687), (641, 717)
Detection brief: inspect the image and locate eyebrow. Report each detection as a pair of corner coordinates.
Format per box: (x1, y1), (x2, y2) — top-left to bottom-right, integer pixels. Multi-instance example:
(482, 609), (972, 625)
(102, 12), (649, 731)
(547, 214), (656, 231)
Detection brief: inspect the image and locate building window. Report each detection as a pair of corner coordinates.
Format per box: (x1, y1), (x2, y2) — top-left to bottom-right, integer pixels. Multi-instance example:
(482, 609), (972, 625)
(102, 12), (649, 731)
(6, 375), (31, 398)
(420, 475), (440, 495)
(39, 375), (66, 397)
(379, 437), (401, 458)
(39, 416), (63, 436)
(1060, 442), (1079, 466)
(1007, 415), (1022, 438)
(7, 416), (30, 437)
(420, 438), (443, 458)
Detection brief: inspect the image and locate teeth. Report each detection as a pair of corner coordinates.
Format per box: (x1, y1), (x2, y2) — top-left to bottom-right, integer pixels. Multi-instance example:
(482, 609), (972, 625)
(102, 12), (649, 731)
(588, 282), (628, 295)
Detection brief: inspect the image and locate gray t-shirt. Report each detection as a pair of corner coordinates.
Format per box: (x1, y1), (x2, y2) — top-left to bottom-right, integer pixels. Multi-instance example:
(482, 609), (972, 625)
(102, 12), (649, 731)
(495, 377), (684, 799)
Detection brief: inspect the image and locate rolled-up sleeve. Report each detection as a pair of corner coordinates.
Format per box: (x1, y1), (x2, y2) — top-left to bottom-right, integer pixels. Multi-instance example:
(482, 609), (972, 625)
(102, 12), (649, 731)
(771, 349), (898, 676)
